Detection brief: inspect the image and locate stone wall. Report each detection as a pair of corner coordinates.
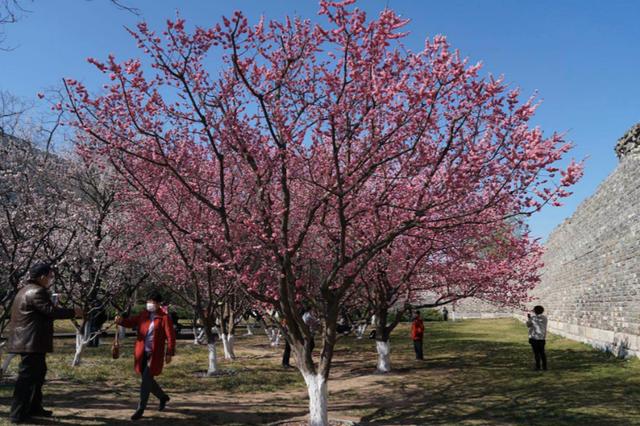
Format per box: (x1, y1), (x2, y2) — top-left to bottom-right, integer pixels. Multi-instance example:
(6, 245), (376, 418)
(448, 298), (513, 320)
(530, 128), (640, 358)
(450, 125), (640, 358)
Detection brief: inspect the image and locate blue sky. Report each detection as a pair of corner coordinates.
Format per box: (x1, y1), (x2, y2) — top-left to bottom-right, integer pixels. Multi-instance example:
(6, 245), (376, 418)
(1, 0), (638, 241)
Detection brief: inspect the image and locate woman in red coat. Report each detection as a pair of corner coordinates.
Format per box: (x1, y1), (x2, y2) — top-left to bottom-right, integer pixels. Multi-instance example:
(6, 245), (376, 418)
(115, 291), (176, 421)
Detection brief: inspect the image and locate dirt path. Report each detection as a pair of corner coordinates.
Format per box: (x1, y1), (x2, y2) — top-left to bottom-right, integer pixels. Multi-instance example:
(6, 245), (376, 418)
(0, 337), (428, 425)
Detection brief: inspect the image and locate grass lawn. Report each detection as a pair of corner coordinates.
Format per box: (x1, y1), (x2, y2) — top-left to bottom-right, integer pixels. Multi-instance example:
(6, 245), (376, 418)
(0, 318), (638, 425)
(52, 320), (81, 334)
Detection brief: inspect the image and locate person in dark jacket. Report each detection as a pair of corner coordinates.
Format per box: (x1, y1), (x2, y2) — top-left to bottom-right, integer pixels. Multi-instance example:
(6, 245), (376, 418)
(169, 308), (180, 334)
(115, 291), (176, 421)
(7, 263), (82, 424)
(281, 318), (292, 368)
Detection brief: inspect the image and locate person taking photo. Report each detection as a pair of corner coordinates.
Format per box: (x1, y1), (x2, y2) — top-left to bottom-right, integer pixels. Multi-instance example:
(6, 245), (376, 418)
(6, 262), (83, 424)
(526, 305), (548, 371)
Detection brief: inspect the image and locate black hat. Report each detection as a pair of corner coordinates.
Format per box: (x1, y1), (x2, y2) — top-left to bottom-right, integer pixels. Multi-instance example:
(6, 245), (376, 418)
(29, 262), (52, 281)
(146, 290), (163, 303)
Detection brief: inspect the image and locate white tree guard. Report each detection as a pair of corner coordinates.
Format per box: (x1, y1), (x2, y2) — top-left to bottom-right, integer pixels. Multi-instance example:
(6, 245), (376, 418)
(376, 340), (391, 373)
(207, 342), (218, 375)
(302, 371), (329, 426)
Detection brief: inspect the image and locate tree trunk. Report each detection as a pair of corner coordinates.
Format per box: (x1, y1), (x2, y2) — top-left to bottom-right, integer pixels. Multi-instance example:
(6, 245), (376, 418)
(265, 327), (280, 346)
(72, 330), (86, 367)
(207, 341), (218, 376)
(373, 308), (393, 373)
(265, 326), (274, 344)
(355, 323), (367, 339)
(221, 333), (236, 360)
(193, 325), (202, 344)
(245, 322), (253, 335)
(302, 371), (329, 426)
(375, 340), (391, 373)
(228, 334), (235, 359)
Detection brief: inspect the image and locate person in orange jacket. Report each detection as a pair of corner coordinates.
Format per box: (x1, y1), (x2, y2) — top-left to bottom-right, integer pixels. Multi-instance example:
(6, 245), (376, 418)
(115, 291), (176, 421)
(411, 311), (425, 360)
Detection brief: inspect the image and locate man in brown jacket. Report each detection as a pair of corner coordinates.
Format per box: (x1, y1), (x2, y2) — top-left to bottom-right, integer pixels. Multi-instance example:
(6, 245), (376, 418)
(6, 263), (82, 424)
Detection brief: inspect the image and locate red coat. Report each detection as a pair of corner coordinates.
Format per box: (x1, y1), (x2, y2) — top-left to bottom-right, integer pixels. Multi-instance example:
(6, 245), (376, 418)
(411, 318), (424, 341)
(120, 309), (176, 376)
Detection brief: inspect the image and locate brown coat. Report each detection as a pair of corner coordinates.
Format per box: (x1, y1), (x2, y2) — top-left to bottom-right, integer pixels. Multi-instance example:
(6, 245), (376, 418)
(6, 281), (75, 353)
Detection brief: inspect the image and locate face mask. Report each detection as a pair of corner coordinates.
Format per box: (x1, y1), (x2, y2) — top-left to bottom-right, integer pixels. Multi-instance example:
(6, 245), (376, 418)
(146, 302), (157, 312)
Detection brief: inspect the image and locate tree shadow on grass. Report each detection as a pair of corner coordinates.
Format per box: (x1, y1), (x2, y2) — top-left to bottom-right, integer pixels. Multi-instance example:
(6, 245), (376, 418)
(0, 387), (309, 425)
(354, 339), (640, 425)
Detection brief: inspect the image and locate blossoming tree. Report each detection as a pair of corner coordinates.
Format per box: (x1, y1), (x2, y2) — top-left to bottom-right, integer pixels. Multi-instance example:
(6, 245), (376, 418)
(359, 219), (543, 373)
(64, 1), (582, 423)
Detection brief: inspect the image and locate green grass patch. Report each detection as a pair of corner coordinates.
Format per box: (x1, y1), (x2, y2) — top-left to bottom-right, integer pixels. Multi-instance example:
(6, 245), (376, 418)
(0, 318), (638, 425)
(356, 319), (640, 425)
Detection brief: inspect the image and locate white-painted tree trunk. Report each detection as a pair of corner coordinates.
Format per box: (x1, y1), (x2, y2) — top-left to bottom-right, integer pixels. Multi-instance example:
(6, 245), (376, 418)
(207, 342), (218, 376)
(245, 323), (254, 335)
(356, 324), (368, 339)
(72, 331), (86, 367)
(265, 327), (280, 346)
(228, 334), (236, 358)
(221, 334), (236, 360)
(302, 372), (329, 426)
(376, 340), (391, 373)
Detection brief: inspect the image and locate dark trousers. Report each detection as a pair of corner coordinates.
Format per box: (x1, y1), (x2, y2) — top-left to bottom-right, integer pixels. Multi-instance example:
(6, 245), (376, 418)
(10, 353), (47, 421)
(529, 338), (547, 370)
(413, 339), (424, 360)
(282, 341), (291, 367)
(139, 352), (168, 411)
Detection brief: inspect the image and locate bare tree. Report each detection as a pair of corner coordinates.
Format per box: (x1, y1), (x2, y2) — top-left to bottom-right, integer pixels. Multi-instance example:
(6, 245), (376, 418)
(1, 1), (138, 50)
(0, 0), (29, 50)
(0, 91), (31, 136)
(0, 133), (76, 369)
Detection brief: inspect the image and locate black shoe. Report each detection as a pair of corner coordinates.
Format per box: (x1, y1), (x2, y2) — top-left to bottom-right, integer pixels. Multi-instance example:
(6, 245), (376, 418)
(30, 408), (53, 417)
(10, 417), (29, 424)
(131, 409), (144, 421)
(159, 396), (170, 411)
(282, 364), (292, 369)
